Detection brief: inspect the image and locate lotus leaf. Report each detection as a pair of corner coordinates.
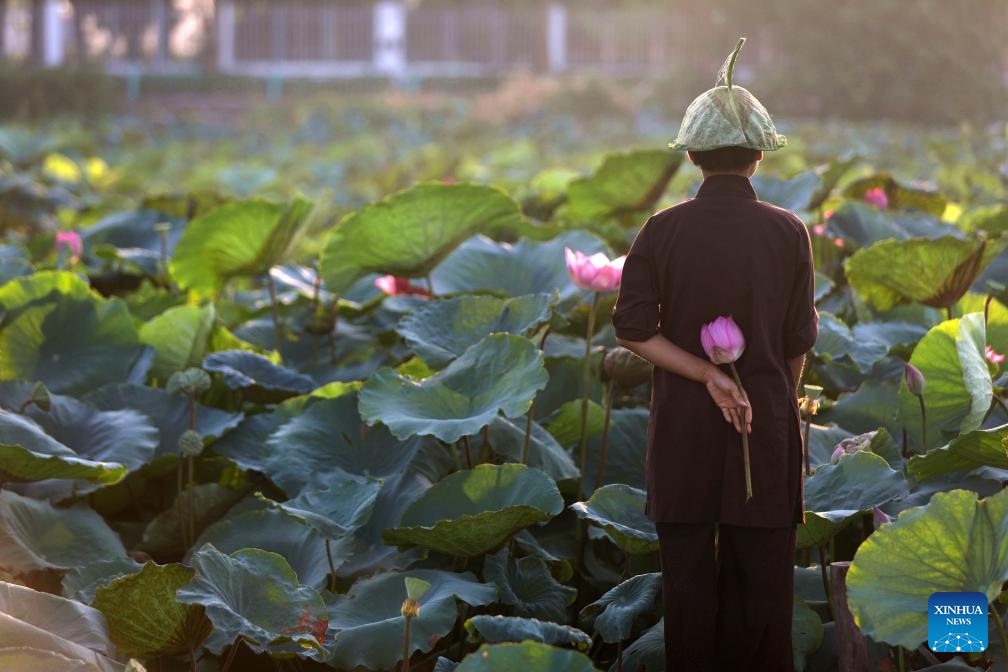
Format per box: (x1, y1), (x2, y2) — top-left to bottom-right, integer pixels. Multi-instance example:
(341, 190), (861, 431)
(208, 396), (306, 474)
(255, 469), (382, 539)
(570, 484), (658, 555)
(792, 596), (823, 672)
(751, 171), (820, 212)
(383, 463), (563, 557)
(842, 175), (948, 216)
(203, 350), (314, 402)
(137, 304), (216, 383)
(484, 549), (576, 622)
(813, 312), (888, 373)
(0, 245), (32, 285)
(578, 572), (661, 643)
(0, 648), (104, 672)
(0, 490), (126, 572)
(170, 199), (313, 295)
(397, 293), (555, 368)
(579, 408), (648, 497)
(828, 202), (957, 248)
(175, 544), (328, 656)
(62, 557), (144, 604)
(816, 379), (901, 437)
(847, 488), (1008, 649)
(619, 618), (664, 672)
(455, 642), (599, 672)
(325, 569), (497, 671)
(93, 563), (212, 658)
(468, 415), (579, 483)
(359, 333), (548, 443)
(545, 398), (606, 448)
(908, 425), (1008, 482)
(465, 615), (591, 651)
(139, 484), (248, 557)
(79, 209), (185, 257)
(0, 271), (95, 310)
(320, 183), (525, 294)
(898, 314), (992, 453)
(845, 235), (1008, 312)
(566, 149), (681, 224)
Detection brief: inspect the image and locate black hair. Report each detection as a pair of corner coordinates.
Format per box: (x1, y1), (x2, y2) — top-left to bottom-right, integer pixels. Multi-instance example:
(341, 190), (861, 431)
(688, 146), (761, 172)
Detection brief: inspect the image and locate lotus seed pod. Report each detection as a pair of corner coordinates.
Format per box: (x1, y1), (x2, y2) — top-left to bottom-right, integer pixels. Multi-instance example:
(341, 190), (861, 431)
(603, 347), (653, 389)
(400, 597), (420, 619)
(178, 429), (204, 457)
(167, 368), (212, 395)
(669, 38), (786, 153)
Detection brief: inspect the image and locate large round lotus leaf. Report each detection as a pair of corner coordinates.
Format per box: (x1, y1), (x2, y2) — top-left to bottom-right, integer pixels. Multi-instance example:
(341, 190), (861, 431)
(816, 379), (901, 438)
(255, 469), (382, 539)
(0, 649), (100, 672)
(203, 350), (314, 403)
(842, 174), (948, 217)
(455, 642), (599, 672)
(430, 231), (610, 301)
(620, 618), (665, 672)
(813, 312), (888, 374)
(137, 304), (216, 384)
(93, 562), (211, 658)
(325, 569), (497, 671)
(190, 507), (335, 590)
(570, 484), (657, 555)
(259, 393), (423, 496)
(0, 245), (32, 285)
(847, 488), (1008, 649)
(383, 463), (563, 558)
(0, 410), (126, 487)
(751, 172), (820, 213)
(0, 296), (145, 396)
(139, 484), (248, 558)
(484, 548), (576, 622)
(469, 415), (579, 483)
(0, 271), (95, 310)
(798, 451), (907, 549)
(844, 236), (1008, 312)
(465, 615), (592, 651)
(828, 202), (957, 249)
(360, 333), (548, 444)
(578, 572), (661, 644)
(175, 544), (328, 656)
(319, 183), (526, 294)
(792, 596), (824, 671)
(0, 490), (126, 572)
(62, 556), (144, 604)
(908, 426), (1008, 482)
(83, 384), (243, 461)
(957, 294), (1008, 356)
(80, 209), (186, 256)
(397, 293), (555, 369)
(898, 314), (992, 454)
(566, 150), (681, 224)
(580, 408), (648, 498)
(170, 199), (313, 295)
(206, 395), (306, 474)
(544, 398), (606, 448)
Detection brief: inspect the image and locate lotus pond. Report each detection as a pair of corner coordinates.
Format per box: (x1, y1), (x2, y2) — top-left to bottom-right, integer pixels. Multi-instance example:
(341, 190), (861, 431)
(0, 106), (1007, 672)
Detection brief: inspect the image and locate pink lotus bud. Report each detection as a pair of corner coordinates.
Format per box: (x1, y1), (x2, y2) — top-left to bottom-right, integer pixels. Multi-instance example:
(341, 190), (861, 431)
(903, 363), (926, 397)
(374, 275), (429, 297)
(564, 247), (625, 293)
(699, 315), (745, 365)
(830, 446), (845, 464)
(872, 506), (892, 530)
(55, 231), (82, 264)
(864, 187), (888, 209)
(986, 345), (1005, 365)
(823, 209), (834, 220)
(811, 224), (826, 237)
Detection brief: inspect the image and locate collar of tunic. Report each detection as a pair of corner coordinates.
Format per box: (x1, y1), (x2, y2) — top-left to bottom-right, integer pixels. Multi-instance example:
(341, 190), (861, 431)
(695, 174), (758, 201)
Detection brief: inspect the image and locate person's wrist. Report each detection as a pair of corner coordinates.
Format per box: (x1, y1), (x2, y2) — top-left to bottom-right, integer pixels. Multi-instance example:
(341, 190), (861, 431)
(700, 361), (719, 386)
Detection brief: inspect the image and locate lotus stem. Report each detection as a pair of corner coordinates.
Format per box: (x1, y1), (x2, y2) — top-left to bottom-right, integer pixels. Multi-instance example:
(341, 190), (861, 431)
(158, 225), (169, 276)
(617, 641), (624, 671)
(267, 271), (282, 353)
(401, 615), (413, 672)
(993, 603), (1008, 663)
(461, 436), (473, 469)
(594, 383), (616, 493)
(325, 539), (337, 593)
(728, 362), (752, 501)
(425, 274), (434, 297)
(187, 455), (195, 548)
(189, 649), (196, 672)
(986, 293), (993, 326)
(220, 636), (241, 672)
(897, 646), (905, 672)
(578, 292), (600, 494)
(177, 458), (187, 551)
(946, 305), (953, 321)
(818, 545), (833, 621)
(917, 395), (928, 454)
(802, 416), (812, 476)
(522, 327), (552, 465)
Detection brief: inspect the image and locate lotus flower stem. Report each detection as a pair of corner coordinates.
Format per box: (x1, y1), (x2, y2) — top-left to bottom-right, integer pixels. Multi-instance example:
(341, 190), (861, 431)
(897, 646), (905, 672)
(986, 294), (993, 326)
(802, 417), (812, 476)
(594, 383), (616, 493)
(818, 545), (833, 621)
(946, 306), (953, 321)
(325, 539), (337, 592)
(401, 615), (413, 672)
(727, 362), (752, 501)
(522, 327), (552, 465)
(425, 274), (434, 297)
(461, 436), (473, 469)
(267, 272), (282, 353)
(189, 648), (197, 672)
(578, 292), (600, 493)
(993, 604), (1008, 663)
(918, 396), (928, 454)
(220, 636), (241, 672)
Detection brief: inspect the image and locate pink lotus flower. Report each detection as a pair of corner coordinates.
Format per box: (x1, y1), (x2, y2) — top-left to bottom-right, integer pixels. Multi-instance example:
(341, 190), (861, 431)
(823, 209), (834, 220)
(374, 275), (429, 297)
(700, 315), (745, 365)
(987, 345), (1005, 365)
(830, 446), (845, 464)
(811, 224), (827, 237)
(872, 506), (892, 529)
(864, 187), (888, 209)
(564, 248), (625, 293)
(903, 363), (926, 396)
(55, 231), (82, 264)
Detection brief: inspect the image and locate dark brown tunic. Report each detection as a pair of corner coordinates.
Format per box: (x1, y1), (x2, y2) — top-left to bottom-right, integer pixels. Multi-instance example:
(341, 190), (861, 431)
(611, 174), (818, 528)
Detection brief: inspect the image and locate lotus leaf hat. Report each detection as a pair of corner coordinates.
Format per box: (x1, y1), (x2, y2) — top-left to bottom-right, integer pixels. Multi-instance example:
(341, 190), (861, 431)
(669, 38), (786, 152)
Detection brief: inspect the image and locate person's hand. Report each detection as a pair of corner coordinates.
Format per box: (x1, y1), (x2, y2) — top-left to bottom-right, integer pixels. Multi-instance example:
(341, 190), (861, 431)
(703, 366), (752, 434)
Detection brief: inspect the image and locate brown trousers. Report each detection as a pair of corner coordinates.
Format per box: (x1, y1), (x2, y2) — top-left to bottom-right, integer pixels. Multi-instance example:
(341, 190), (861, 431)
(656, 522), (796, 671)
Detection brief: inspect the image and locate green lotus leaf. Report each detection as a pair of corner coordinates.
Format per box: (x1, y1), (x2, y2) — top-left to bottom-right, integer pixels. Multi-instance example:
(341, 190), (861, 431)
(842, 174), (948, 217)
(957, 293), (1008, 356)
(138, 484), (248, 558)
(907, 425), (1008, 482)
(190, 508), (336, 590)
(170, 199), (313, 295)
(430, 231), (610, 301)
(898, 313), (992, 453)
(455, 642), (599, 672)
(813, 312), (888, 374)
(62, 556), (144, 604)
(175, 544), (327, 656)
(792, 596), (824, 672)
(434, 656), (458, 672)
(0, 490), (126, 572)
(203, 350), (314, 403)
(798, 451), (907, 549)
(484, 548), (576, 622)
(80, 209), (186, 255)
(816, 379), (901, 437)
(828, 202), (956, 249)
(0, 245), (32, 285)
(0, 410), (126, 488)
(0, 648), (101, 672)
(751, 171), (821, 212)
(570, 484), (657, 555)
(325, 569), (497, 671)
(465, 615), (591, 651)
(544, 398), (606, 448)
(93, 562), (212, 658)
(255, 469), (382, 539)
(806, 424), (855, 469)
(0, 271), (95, 310)
(137, 304), (215, 384)
(320, 183), (525, 294)
(0, 295), (145, 396)
(468, 415), (579, 483)
(844, 235), (1008, 311)
(580, 408), (648, 497)
(83, 384), (243, 461)
(566, 150), (681, 224)
(847, 488), (1008, 649)
(620, 618), (664, 672)
(397, 293), (555, 369)
(578, 572), (661, 643)
(359, 333), (548, 444)
(207, 395), (307, 475)
(383, 463), (563, 558)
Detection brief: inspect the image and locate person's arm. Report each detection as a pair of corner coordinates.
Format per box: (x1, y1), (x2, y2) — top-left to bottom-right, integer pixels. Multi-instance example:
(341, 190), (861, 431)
(781, 222), (819, 389)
